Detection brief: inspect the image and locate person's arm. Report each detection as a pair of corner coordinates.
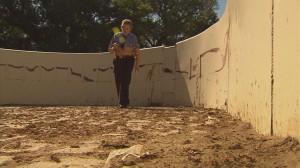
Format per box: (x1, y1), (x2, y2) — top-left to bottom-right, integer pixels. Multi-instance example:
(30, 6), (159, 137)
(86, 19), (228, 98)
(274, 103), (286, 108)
(108, 43), (114, 53)
(108, 37), (120, 54)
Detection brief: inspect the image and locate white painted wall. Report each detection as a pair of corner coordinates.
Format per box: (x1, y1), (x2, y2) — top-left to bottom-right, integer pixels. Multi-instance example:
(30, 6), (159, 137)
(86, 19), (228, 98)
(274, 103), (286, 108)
(273, 0), (300, 139)
(0, 49), (116, 105)
(227, 0), (273, 135)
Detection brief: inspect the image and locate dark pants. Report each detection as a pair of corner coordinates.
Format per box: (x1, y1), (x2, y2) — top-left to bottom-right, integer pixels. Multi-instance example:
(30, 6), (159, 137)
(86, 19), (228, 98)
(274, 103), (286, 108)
(113, 56), (135, 106)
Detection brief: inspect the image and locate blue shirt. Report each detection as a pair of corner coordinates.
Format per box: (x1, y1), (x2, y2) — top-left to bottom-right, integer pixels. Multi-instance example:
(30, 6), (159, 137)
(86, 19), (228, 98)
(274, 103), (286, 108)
(110, 32), (139, 49)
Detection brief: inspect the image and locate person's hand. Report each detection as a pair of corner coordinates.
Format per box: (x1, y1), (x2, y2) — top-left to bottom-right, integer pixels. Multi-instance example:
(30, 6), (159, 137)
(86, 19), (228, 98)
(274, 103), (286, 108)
(112, 43), (119, 50)
(135, 64), (140, 74)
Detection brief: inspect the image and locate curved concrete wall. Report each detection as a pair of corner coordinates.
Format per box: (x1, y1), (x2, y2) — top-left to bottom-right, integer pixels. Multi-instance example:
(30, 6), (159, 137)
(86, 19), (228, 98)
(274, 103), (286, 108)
(175, 0), (299, 138)
(0, 0), (299, 140)
(0, 47), (180, 106)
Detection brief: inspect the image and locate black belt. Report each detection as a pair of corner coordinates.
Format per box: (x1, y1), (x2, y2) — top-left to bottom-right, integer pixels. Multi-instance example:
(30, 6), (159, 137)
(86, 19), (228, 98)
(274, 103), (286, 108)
(116, 55), (134, 59)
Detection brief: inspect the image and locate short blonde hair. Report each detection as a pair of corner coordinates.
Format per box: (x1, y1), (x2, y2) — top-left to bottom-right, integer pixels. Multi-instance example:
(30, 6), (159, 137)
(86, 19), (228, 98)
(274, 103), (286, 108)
(121, 19), (133, 29)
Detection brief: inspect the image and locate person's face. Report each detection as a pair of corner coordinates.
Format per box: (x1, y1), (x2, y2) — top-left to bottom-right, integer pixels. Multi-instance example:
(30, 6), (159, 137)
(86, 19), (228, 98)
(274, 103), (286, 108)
(121, 24), (131, 36)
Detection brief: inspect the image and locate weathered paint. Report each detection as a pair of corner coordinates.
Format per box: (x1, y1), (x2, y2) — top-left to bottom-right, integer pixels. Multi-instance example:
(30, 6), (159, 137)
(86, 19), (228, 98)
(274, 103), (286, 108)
(273, 0), (300, 139)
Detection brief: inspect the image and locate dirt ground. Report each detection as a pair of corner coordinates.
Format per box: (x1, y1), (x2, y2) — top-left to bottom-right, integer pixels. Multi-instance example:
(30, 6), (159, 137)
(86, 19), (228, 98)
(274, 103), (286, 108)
(0, 106), (299, 168)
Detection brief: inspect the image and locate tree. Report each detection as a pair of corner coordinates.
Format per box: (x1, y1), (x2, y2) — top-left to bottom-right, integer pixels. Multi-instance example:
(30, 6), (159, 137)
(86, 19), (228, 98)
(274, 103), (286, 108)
(0, 0), (113, 52)
(107, 0), (153, 48)
(0, 0), (40, 50)
(142, 0), (219, 47)
(38, 0), (113, 52)
(0, 0), (219, 52)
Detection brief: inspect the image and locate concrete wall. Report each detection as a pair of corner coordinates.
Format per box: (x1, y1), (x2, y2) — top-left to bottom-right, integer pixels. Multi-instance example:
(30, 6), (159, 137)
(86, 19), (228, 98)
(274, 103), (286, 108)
(173, 0), (273, 135)
(227, 0), (273, 135)
(175, 7), (230, 109)
(0, 47), (180, 106)
(178, 0), (299, 138)
(273, 0), (300, 139)
(0, 0), (300, 140)
(0, 49), (116, 105)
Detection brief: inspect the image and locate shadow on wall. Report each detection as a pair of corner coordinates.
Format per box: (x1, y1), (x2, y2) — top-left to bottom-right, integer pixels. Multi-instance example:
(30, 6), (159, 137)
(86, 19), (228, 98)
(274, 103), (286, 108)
(173, 13), (231, 109)
(0, 47), (193, 106)
(130, 46), (192, 107)
(173, 51), (194, 107)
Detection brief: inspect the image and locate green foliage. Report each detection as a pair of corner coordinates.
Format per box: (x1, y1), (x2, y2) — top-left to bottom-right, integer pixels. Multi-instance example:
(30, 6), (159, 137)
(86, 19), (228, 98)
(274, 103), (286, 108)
(143, 0), (219, 47)
(0, 0), (219, 52)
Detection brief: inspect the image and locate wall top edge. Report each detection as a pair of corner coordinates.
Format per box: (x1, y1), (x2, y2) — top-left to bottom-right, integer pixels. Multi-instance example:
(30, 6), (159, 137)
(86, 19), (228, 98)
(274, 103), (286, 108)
(0, 46), (173, 55)
(0, 48), (110, 55)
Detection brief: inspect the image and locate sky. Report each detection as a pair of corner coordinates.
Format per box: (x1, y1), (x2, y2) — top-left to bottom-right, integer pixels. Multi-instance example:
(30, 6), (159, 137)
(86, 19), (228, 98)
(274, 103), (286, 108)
(216, 0), (227, 18)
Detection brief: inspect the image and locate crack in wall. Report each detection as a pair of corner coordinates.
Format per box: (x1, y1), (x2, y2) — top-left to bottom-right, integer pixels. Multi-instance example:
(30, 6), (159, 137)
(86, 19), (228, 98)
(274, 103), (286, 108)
(271, 0), (275, 136)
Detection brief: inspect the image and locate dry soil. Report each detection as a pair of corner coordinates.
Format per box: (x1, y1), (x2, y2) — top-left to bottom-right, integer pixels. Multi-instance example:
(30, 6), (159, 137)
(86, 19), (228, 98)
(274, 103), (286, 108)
(0, 106), (299, 168)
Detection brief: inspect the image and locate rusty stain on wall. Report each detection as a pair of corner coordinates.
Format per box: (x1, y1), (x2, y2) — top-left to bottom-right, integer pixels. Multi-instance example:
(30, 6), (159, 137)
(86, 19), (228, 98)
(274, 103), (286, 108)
(163, 68), (173, 74)
(93, 67), (111, 72)
(270, 0), (275, 135)
(1, 62), (158, 83)
(215, 17), (231, 73)
(0, 63), (111, 83)
(200, 48), (220, 58)
(56, 67), (68, 70)
(199, 17), (231, 76)
(83, 76), (94, 82)
(176, 70), (188, 74)
(70, 68), (82, 78)
(145, 64), (158, 104)
(190, 57), (201, 79)
(140, 63), (162, 68)
(146, 65), (156, 81)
